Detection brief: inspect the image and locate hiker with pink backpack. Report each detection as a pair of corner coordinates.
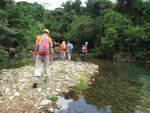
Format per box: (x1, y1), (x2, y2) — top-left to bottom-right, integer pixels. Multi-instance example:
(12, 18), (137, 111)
(33, 29), (53, 88)
(80, 42), (88, 61)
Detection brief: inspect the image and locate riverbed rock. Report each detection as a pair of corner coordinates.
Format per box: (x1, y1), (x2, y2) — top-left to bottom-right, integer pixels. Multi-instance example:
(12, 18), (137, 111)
(9, 96), (14, 100)
(5, 88), (10, 94)
(39, 100), (52, 106)
(0, 61), (98, 112)
(37, 88), (42, 92)
(48, 107), (54, 112)
(13, 92), (19, 96)
(0, 91), (3, 96)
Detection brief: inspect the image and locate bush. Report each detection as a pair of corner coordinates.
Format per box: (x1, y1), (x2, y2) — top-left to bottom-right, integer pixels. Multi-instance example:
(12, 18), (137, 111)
(113, 52), (127, 60)
(134, 51), (147, 60)
(74, 76), (90, 91)
(0, 46), (9, 62)
(49, 94), (58, 101)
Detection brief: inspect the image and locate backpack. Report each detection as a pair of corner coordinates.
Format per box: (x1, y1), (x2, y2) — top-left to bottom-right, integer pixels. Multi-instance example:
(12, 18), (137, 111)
(69, 43), (73, 50)
(37, 35), (50, 55)
(80, 45), (87, 53)
(62, 44), (67, 50)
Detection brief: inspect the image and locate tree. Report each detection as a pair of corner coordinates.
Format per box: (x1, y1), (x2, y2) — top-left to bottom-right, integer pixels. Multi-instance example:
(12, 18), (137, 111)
(86, 0), (113, 17)
(115, 0), (143, 24)
(0, 0), (14, 10)
(66, 15), (94, 46)
(124, 23), (150, 60)
(62, 0), (82, 15)
(97, 10), (132, 55)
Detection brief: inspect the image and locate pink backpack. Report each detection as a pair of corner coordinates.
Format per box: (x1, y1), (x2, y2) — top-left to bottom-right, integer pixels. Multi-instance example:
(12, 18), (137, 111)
(37, 35), (50, 55)
(81, 45), (87, 53)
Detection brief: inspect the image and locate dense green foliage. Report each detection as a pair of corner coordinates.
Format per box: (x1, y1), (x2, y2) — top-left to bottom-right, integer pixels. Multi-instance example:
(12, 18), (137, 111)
(0, 0), (150, 62)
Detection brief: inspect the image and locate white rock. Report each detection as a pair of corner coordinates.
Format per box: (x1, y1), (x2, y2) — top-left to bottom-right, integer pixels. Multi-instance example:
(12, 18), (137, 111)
(14, 92), (19, 96)
(9, 96), (14, 100)
(56, 89), (61, 92)
(39, 100), (52, 106)
(0, 100), (3, 104)
(5, 88), (10, 94)
(37, 88), (42, 92)
(47, 88), (51, 90)
(56, 104), (62, 109)
(48, 107), (54, 112)
(19, 79), (27, 82)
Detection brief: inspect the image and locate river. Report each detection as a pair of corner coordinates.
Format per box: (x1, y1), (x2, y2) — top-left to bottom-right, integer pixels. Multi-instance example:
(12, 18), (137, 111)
(0, 58), (150, 113)
(55, 58), (150, 113)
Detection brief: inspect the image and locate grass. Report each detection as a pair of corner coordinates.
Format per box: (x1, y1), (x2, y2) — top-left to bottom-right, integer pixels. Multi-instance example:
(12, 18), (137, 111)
(49, 94), (58, 101)
(74, 76), (90, 91)
(58, 69), (68, 74)
(11, 69), (19, 77)
(76, 56), (81, 61)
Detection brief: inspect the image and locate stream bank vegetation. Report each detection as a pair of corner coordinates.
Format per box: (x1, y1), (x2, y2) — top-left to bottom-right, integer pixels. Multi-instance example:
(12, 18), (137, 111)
(0, 0), (150, 63)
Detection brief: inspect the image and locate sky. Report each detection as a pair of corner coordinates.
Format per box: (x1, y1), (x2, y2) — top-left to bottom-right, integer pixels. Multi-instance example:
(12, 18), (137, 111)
(15, 0), (116, 10)
(15, 0), (88, 10)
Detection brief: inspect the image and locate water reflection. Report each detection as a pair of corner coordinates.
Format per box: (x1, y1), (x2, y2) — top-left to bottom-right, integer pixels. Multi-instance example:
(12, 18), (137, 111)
(55, 97), (111, 113)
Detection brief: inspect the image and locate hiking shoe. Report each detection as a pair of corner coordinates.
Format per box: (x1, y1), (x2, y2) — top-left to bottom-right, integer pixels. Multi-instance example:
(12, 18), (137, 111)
(44, 76), (50, 83)
(33, 83), (37, 88)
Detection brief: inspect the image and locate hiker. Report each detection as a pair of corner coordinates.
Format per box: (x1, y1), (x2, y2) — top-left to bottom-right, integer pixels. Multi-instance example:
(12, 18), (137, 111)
(33, 29), (53, 88)
(60, 41), (67, 61)
(66, 41), (74, 61)
(80, 42), (88, 61)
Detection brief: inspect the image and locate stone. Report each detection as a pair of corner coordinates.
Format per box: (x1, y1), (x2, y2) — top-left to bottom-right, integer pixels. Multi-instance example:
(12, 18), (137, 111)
(0, 100), (3, 104)
(39, 100), (52, 106)
(48, 107), (54, 112)
(47, 88), (51, 90)
(56, 104), (62, 109)
(0, 91), (3, 96)
(19, 78), (27, 83)
(5, 88), (10, 94)
(9, 96), (14, 100)
(7, 78), (14, 84)
(56, 89), (61, 92)
(37, 88), (42, 92)
(14, 92), (19, 96)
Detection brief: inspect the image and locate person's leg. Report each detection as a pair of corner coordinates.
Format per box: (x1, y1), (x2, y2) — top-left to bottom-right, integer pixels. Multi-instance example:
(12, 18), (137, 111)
(43, 55), (50, 82)
(81, 53), (86, 61)
(62, 51), (65, 61)
(64, 51), (66, 60)
(83, 53), (87, 61)
(68, 51), (71, 60)
(33, 55), (42, 87)
(34, 55), (43, 76)
(66, 52), (69, 60)
(60, 51), (62, 60)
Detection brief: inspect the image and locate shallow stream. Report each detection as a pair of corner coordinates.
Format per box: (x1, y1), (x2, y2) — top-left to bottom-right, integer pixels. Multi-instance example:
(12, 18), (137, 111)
(55, 58), (150, 113)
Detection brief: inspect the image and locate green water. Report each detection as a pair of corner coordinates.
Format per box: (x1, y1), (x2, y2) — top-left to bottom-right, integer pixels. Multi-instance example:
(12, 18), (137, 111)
(83, 58), (150, 113)
(0, 58), (34, 70)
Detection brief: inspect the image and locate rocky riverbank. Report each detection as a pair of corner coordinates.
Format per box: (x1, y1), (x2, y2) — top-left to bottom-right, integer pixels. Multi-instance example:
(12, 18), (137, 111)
(0, 61), (99, 113)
